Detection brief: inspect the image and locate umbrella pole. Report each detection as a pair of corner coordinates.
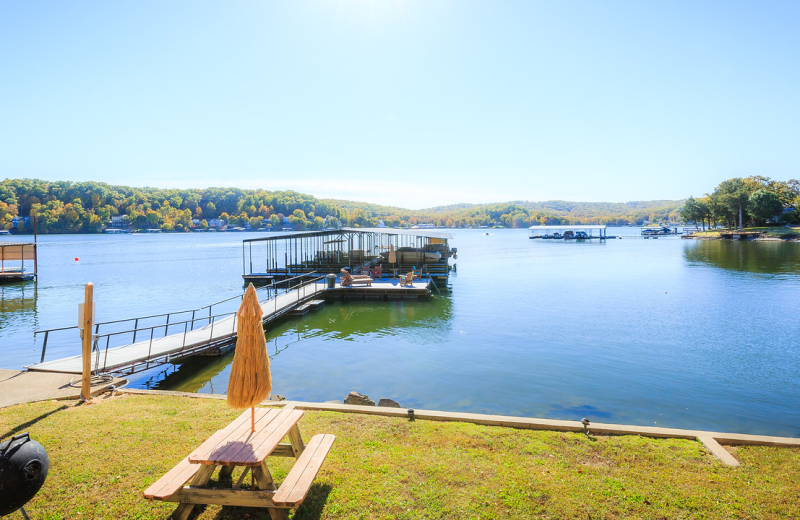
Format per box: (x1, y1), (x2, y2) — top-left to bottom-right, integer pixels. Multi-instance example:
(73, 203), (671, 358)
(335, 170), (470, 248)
(251, 407), (255, 432)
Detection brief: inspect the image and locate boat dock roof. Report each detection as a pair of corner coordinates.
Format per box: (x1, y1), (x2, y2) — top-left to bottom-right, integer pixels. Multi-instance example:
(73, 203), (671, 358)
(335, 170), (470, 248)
(243, 227), (453, 243)
(528, 225), (607, 230)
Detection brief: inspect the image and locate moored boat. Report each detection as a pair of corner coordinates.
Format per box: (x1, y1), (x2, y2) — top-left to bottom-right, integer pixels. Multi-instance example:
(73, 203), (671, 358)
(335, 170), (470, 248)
(380, 247), (441, 264)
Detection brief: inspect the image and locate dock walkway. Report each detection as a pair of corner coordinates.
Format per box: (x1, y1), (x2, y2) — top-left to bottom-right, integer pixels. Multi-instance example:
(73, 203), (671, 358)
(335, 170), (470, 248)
(27, 278), (433, 376)
(28, 283), (327, 375)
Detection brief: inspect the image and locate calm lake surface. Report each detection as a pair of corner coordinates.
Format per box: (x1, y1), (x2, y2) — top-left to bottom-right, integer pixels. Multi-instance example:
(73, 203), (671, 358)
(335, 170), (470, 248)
(2, 230), (799, 437)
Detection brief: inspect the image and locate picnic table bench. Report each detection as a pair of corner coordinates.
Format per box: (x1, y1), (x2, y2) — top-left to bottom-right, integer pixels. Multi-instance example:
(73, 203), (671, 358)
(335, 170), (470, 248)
(144, 407), (335, 520)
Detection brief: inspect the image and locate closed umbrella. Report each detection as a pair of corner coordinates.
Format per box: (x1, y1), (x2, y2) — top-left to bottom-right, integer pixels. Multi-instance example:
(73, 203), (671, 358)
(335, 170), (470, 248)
(388, 244), (397, 273)
(227, 283), (272, 432)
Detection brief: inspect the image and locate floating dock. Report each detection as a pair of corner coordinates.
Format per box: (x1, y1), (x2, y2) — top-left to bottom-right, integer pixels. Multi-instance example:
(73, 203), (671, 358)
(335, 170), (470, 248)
(719, 231), (762, 240)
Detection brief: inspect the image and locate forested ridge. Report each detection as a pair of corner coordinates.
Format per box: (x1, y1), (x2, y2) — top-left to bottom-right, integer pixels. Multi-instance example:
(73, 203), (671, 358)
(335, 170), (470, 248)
(0, 178), (685, 233)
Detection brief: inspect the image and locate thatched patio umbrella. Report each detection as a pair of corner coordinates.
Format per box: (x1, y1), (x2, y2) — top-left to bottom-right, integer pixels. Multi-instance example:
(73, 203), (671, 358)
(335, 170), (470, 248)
(228, 283), (272, 432)
(389, 244), (397, 276)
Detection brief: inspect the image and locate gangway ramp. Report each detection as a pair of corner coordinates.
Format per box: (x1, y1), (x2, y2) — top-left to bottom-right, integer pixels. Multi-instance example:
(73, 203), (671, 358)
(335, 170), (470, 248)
(28, 277), (325, 375)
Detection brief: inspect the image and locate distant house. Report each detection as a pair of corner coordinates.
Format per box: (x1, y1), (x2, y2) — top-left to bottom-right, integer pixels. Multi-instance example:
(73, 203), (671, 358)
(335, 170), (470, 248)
(109, 215), (131, 229)
(207, 219), (225, 230)
(11, 216), (32, 230)
(770, 206), (797, 224)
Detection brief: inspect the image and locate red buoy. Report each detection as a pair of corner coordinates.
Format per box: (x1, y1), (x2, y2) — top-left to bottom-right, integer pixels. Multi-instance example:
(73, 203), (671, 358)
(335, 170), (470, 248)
(74, 257), (79, 261)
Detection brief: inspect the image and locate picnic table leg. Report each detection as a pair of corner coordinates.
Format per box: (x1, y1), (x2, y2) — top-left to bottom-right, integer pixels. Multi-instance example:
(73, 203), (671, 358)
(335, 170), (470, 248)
(253, 463), (288, 520)
(218, 465), (234, 479)
(171, 465), (216, 520)
(288, 424), (305, 457)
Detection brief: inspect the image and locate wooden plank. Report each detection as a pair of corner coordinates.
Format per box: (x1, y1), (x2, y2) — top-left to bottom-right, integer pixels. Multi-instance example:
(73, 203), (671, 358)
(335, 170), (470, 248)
(272, 434), (336, 508)
(143, 457), (201, 500)
(169, 487), (278, 507)
(186, 408), (260, 463)
(698, 435), (740, 467)
(203, 409), (290, 466)
(233, 467), (251, 489)
(287, 424), (305, 458)
(253, 462), (277, 491)
(271, 444), (296, 457)
(253, 462), (289, 520)
(190, 408), (279, 465)
(171, 464), (216, 520)
(237, 409), (304, 466)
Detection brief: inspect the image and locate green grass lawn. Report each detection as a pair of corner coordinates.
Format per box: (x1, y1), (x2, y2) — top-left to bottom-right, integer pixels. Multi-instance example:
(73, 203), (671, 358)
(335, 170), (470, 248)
(692, 226), (800, 238)
(1, 395), (799, 519)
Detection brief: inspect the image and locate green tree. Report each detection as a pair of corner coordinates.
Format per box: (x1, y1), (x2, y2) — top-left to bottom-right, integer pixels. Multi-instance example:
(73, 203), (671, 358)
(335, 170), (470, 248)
(146, 210), (160, 228)
(748, 189), (783, 223)
(680, 196), (703, 228)
(714, 178), (750, 231)
(269, 214), (281, 228)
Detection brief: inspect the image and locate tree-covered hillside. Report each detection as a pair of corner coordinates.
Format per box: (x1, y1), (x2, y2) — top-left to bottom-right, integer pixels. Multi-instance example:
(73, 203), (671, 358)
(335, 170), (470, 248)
(0, 178), (684, 233)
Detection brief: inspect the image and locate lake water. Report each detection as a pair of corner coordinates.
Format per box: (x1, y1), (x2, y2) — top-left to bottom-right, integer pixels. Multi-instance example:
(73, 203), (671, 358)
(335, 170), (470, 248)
(2, 230), (799, 437)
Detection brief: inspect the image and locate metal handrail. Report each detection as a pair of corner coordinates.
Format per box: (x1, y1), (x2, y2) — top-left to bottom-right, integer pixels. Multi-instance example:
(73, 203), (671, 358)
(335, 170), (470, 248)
(272, 272), (319, 287)
(38, 274), (328, 369)
(34, 286), (262, 337)
(92, 311), (238, 341)
(199, 292), (247, 310)
(93, 311), (241, 373)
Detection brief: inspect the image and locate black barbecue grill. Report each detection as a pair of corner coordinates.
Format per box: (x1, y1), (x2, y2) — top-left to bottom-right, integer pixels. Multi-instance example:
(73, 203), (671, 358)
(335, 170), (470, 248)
(0, 432), (49, 518)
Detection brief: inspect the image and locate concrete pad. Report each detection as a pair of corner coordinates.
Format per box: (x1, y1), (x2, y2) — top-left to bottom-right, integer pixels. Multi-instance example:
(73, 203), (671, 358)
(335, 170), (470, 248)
(698, 435), (740, 466)
(0, 369), (126, 409)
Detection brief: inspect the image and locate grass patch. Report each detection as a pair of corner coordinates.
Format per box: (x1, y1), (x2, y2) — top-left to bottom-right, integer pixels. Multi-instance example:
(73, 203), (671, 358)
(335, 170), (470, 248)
(692, 226), (800, 238)
(1, 395), (799, 519)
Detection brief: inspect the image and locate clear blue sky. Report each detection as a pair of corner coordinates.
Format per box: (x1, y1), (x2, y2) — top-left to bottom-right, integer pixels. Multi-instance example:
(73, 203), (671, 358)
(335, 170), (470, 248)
(1, 1), (798, 209)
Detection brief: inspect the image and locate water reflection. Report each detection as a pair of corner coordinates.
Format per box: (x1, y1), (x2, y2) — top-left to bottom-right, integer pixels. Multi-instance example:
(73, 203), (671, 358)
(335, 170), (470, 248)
(134, 297), (455, 394)
(0, 282), (37, 316)
(684, 240), (800, 275)
(0, 282), (39, 369)
(139, 355), (233, 392)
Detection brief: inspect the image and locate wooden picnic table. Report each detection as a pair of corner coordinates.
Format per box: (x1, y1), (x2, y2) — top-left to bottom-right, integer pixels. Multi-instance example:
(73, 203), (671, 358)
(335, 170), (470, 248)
(144, 407), (335, 520)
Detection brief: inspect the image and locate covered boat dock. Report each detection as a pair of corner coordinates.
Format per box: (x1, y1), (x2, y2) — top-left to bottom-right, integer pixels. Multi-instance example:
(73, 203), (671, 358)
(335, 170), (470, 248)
(242, 228), (455, 284)
(0, 242), (37, 282)
(528, 225), (608, 239)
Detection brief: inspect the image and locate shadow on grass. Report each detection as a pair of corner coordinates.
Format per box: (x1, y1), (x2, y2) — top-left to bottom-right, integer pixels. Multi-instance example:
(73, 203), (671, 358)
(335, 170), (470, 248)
(291, 483), (334, 520)
(204, 482), (334, 520)
(1, 404), (69, 439)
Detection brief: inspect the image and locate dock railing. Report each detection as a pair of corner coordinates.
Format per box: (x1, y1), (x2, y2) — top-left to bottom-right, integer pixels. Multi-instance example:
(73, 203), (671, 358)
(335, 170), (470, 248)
(33, 273), (325, 370)
(418, 265), (441, 296)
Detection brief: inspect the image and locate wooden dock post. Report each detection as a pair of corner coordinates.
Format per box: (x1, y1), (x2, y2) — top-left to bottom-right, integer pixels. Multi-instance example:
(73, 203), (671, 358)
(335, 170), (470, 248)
(80, 283), (94, 400)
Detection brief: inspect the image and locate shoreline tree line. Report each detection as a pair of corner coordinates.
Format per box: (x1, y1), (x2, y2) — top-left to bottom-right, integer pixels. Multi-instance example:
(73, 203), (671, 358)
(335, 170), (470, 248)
(0, 178), (685, 234)
(679, 176), (799, 231)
